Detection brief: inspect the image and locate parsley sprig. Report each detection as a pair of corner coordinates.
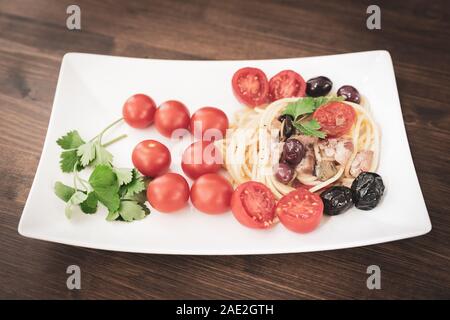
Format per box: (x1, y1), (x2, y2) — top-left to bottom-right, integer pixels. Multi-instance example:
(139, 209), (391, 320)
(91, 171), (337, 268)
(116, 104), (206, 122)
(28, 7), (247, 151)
(282, 96), (344, 138)
(54, 119), (150, 221)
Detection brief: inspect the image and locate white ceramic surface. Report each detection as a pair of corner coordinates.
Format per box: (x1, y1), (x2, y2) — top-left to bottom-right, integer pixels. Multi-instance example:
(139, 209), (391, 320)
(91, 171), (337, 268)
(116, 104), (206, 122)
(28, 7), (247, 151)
(18, 50), (431, 254)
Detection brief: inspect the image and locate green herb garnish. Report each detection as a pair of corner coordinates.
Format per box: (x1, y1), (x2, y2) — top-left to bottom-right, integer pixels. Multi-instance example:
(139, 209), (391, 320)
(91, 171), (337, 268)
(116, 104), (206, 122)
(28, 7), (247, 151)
(282, 96), (344, 138)
(54, 119), (149, 222)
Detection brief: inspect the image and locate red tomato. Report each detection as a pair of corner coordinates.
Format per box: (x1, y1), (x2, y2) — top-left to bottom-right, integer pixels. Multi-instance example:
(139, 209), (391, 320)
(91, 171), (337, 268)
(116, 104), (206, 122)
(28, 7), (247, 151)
(276, 188), (323, 233)
(147, 173), (189, 213)
(132, 140), (171, 177)
(122, 94), (157, 128)
(190, 173), (233, 214)
(232, 67), (269, 107)
(190, 107), (229, 141)
(269, 70), (306, 101)
(154, 100), (190, 138)
(230, 181), (276, 229)
(313, 102), (356, 137)
(181, 141), (222, 179)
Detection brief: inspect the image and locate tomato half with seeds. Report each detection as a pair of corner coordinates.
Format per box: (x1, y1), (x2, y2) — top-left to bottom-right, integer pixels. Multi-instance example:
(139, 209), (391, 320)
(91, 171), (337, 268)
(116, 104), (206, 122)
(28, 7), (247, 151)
(276, 188), (323, 233)
(269, 70), (306, 101)
(232, 67), (269, 107)
(313, 102), (356, 137)
(231, 181), (277, 229)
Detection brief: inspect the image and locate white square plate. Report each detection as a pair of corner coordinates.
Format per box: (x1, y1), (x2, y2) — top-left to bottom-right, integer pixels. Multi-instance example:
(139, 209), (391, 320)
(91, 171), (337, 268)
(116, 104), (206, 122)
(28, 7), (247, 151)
(18, 51), (431, 254)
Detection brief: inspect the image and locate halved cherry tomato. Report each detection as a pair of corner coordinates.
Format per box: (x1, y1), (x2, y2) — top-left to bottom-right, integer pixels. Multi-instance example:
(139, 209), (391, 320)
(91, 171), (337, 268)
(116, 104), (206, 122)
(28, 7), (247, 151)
(276, 188), (323, 233)
(190, 107), (229, 141)
(181, 141), (222, 179)
(231, 181), (276, 229)
(132, 140), (171, 177)
(269, 70), (306, 101)
(232, 67), (269, 107)
(122, 94), (156, 128)
(313, 102), (356, 137)
(190, 173), (233, 214)
(147, 173), (189, 213)
(154, 100), (190, 138)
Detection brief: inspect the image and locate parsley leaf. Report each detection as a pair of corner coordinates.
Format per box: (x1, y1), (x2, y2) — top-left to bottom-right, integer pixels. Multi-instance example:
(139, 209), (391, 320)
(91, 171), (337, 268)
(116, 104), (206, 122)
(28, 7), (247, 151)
(92, 143), (113, 166)
(118, 200), (148, 222)
(60, 150), (83, 173)
(65, 191), (88, 219)
(282, 96), (345, 120)
(56, 131), (85, 149)
(283, 98), (316, 120)
(294, 119), (327, 139)
(89, 165), (120, 213)
(77, 141), (96, 167)
(106, 210), (120, 221)
(80, 192), (98, 214)
(54, 181), (76, 202)
(114, 168), (133, 186)
(120, 169), (146, 198)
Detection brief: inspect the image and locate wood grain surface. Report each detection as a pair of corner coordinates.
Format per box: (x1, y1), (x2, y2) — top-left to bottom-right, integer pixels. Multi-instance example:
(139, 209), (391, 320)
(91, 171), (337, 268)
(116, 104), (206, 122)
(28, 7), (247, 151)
(0, 0), (449, 299)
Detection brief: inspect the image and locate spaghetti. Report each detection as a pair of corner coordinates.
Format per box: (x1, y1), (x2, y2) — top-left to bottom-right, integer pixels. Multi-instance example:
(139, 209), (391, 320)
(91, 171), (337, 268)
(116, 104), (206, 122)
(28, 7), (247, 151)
(216, 96), (380, 199)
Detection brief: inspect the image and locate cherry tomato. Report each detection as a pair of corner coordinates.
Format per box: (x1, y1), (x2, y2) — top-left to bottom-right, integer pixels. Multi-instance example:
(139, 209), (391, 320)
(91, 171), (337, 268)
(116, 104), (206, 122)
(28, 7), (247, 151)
(190, 107), (229, 141)
(147, 173), (189, 213)
(154, 100), (190, 138)
(190, 173), (233, 214)
(181, 141), (222, 179)
(231, 181), (277, 229)
(313, 102), (356, 137)
(122, 94), (157, 128)
(232, 67), (269, 107)
(276, 188), (323, 233)
(132, 140), (171, 177)
(269, 70), (306, 101)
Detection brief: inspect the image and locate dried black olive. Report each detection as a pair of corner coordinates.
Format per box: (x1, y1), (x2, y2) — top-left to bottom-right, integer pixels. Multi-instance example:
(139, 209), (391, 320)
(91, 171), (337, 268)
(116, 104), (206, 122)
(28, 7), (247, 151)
(321, 186), (353, 216)
(351, 172), (385, 210)
(306, 76), (332, 97)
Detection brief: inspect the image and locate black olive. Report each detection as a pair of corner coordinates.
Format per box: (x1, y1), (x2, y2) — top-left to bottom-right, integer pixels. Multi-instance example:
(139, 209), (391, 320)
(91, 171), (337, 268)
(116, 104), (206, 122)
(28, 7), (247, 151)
(280, 139), (305, 166)
(337, 85), (361, 104)
(275, 163), (295, 184)
(351, 172), (385, 210)
(306, 76), (332, 97)
(280, 116), (294, 140)
(278, 114), (294, 122)
(321, 186), (353, 216)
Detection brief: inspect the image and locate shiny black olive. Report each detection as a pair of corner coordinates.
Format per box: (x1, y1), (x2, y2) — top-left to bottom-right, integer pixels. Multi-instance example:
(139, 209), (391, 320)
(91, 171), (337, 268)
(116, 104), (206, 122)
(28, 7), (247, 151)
(337, 85), (361, 104)
(306, 76), (332, 97)
(281, 116), (295, 140)
(320, 186), (353, 216)
(281, 139), (305, 166)
(278, 114), (294, 122)
(351, 172), (385, 210)
(275, 163), (295, 184)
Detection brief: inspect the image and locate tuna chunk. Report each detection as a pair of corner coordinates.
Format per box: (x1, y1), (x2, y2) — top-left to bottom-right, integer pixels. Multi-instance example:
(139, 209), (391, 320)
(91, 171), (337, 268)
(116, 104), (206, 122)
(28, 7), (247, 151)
(350, 150), (374, 177)
(318, 138), (354, 165)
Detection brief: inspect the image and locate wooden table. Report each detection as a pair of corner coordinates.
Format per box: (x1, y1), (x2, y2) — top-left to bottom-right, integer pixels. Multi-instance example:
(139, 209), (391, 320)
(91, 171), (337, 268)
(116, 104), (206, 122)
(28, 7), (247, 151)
(1, 0), (449, 299)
